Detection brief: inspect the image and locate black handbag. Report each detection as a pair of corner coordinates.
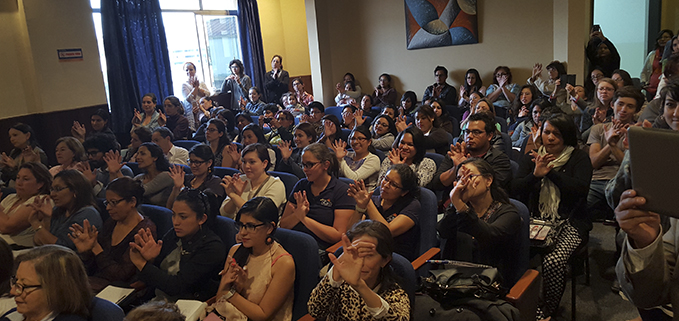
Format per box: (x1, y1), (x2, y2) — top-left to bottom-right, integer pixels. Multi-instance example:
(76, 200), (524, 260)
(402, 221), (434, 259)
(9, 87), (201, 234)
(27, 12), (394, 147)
(419, 261), (506, 305)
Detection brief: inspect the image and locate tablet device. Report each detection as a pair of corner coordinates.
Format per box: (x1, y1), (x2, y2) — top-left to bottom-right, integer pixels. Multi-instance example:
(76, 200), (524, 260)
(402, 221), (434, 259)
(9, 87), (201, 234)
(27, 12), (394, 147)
(628, 126), (679, 218)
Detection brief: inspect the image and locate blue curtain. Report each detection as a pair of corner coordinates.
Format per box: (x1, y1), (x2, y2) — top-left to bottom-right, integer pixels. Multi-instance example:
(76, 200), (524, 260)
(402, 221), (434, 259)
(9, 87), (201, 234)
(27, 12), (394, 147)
(237, 0), (266, 92)
(102, 0), (173, 134)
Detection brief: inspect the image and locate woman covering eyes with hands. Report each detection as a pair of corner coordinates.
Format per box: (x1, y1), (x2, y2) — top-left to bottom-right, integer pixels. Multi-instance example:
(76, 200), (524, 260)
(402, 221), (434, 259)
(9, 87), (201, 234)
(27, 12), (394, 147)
(206, 197), (295, 321)
(279, 143), (355, 255)
(68, 177), (156, 292)
(129, 189), (226, 301)
(308, 220), (410, 321)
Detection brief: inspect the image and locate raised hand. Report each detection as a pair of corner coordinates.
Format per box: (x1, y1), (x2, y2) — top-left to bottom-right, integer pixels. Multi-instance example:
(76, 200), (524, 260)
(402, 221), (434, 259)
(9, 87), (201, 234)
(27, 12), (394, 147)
(347, 179), (370, 209)
(459, 86), (467, 101)
(448, 142), (468, 167)
(532, 63), (543, 79)
(387, 148), (405, 165)
(103, 150), (124, 174)
(170, 165), (185, 189)
(292, 190), (310, 221)
(565, 83), (575, 97)
(354, 109), (365, 127)
(75, 161), (97, 185)
(230, 174), (247, 196)
(616, 189), (661, 249)
(518, 106), (529, 118)
(219, 257), (247, 291)
(395, 115), (410, 133)
(225, 144), (241, 167)
(530, 125), (542, 148)
(331, 139), (348, 160)
(132, 109), (143, 125)
(531, 151), (556, 178)
(336, 82), (344, 93)
(130, 228), (163, 262)
(605, 121), (622, 146)
(21, 146), (40, 163)
(68, 219), (99, 253)
(28, 195), (52, 228)
(1, 153), (16, 169)
(593, 107), (606, 125)
(71, 121), (86, 140)
(157, 111), (167, 127)
(328, 234), (364, 286)
(300, 114), (310, 123)
(279, 140), (293, 161)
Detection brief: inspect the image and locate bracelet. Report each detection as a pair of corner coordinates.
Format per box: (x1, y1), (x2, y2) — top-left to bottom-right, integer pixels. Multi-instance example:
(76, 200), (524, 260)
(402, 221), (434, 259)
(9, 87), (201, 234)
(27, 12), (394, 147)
(355, 205), (367, 214)
(220, 287), (237, 302)
(35, 225), (43, 232)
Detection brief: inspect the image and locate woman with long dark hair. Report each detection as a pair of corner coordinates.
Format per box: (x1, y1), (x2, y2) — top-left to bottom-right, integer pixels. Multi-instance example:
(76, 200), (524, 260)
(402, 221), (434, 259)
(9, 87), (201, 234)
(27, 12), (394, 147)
(317, 114), (343, 148)
(486, 66), (520, 118)
(370, 115), (397, 152)
(229, 124), (277, 171)
(458, 68), (486, 111)
(308, 220), (410, 320)
(277, 122), (318, 179)
(511, 99), (547, 150)
(182, 62), (210, 130)
(378, 126), (436, 187)
(205, 118), (236, 168)
(509, 84), (540, 128)
(372, 73), (397, 108)
(221, 59), (252, 111)
(331, 126), (381, 191)
(131, 93), (161, 131)
(1, 123), (49, 186)
(264, 55), (290, 104)
(167, 144), (225, 209)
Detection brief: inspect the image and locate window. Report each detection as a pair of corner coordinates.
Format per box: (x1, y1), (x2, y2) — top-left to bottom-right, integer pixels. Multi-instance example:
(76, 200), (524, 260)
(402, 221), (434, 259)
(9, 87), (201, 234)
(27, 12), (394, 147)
(90, 0), (240, 103)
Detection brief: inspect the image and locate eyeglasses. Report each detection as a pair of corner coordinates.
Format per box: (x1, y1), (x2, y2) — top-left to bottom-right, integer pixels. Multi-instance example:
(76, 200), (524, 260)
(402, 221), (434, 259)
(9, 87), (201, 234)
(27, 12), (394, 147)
(188, 159), (207, 166)
(235, 221), (266, 232)
(50, 185), (69, 193)
(350, 136), (368, 142)
(10, 276), (42, 296)
(206, 128), (218, 133)
(103, 198), (125, 207)
(591, 74), (604, 80)
(87, 150), (101, 156)
(302, 161), (320, 169)
(463, 129), (486, 137)
(495, 73), (508, 77)
(382, 176), (403, 189)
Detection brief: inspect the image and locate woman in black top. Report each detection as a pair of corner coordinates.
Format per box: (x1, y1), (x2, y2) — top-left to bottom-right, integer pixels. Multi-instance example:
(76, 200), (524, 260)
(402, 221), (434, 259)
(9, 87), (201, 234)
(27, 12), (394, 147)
(510, 113), (592, 320)
(263, 55), (290, 104)
(437, 158), (520, 286)
(167, 144), (225, 209)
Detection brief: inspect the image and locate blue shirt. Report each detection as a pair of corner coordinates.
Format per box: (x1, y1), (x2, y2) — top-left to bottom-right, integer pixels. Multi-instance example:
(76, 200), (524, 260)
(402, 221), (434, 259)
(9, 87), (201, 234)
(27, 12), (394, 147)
(50, 205), (102, 250)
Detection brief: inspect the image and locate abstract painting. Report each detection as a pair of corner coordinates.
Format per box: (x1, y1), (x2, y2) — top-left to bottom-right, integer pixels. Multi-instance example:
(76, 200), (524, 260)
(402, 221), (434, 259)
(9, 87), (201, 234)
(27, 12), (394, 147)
(405, 0), (478, 50)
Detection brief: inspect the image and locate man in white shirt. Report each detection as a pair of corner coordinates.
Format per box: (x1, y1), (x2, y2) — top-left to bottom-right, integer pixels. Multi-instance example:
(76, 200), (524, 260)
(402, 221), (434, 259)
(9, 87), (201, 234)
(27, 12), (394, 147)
(152, 127), (189, 165)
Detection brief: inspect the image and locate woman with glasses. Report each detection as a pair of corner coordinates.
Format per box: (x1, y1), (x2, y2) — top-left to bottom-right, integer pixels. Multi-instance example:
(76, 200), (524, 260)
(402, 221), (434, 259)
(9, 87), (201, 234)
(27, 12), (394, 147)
(167, 144), (225, 209)
(0, 162), (52, 248)
(6, 245), (93, 321)
(370, 115), (397, 152)
(485, 66), (520, 119)
(68, 177), (156, 292)
(28, 170), (102, 251)
(280, 143), (355, 253)
(207, 197), (294, 321)
(219, 143), (285, 219)
(229, 124), (277, 171)
(277, 123), (318, 179)
(347, 164), (421, 261)
(130, 189), (226, 301)
(340, 105), (357, 130)
(437, 158), (521, 286)
(577, 78), (618, 137)
(204, 118), (236, 168)
(221, 59), (252, 112)
(378, 126), (436, 187)
(331, 126), (381, 192)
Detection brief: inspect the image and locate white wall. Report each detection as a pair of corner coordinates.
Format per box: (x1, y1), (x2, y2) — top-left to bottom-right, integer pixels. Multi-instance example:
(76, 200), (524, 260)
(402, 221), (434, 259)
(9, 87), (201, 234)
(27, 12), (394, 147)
(593, 0), (648, 78)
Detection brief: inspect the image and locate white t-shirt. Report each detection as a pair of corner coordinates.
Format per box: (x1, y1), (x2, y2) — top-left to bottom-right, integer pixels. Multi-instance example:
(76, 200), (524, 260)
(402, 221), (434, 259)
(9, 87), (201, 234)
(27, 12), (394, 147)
(0, 194), (52, 248)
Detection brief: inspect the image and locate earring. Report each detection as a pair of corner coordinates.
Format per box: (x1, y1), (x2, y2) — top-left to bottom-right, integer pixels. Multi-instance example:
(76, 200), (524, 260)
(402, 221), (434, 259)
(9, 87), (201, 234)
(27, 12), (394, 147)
(265, 234), (273, 245)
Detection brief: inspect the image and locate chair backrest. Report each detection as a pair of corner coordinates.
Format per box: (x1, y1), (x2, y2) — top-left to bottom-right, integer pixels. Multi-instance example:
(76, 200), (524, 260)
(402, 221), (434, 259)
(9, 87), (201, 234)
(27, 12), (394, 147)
(509, 199), (530, 286)
(233, 142), (243, 151)
(173, 140), (201, 151)
(213, 216), (237, 250)
(126, 162), (141, 176)
(275, 228), (321, 321)
(510, 159), (519, 177)
(339, 177), (354, 186)
(251, 116), (259, 125)
(500, 132), (513, 157)
(89, 297), (124, 321)
(270, 145), (282, 167)
(324, 106), (343, 120)
(268, 171), (300, 197)
(340, 129), (351, 142)
(418, 187), (438, 257)
(425, 153), (444, 169)
(178, 164), (192, 174)
(496, 116), (508, 133)
(373, 149), (386, 162)
(139, 204), (174, 238)
(213, 166), (241, 178)
(446, 132), (453, 146)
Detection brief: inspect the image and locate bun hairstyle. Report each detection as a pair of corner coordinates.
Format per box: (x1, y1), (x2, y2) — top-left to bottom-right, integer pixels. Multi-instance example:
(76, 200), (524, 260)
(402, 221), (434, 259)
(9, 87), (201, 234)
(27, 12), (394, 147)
(175, 188), (220, 229)
(106, 177), (145, 207)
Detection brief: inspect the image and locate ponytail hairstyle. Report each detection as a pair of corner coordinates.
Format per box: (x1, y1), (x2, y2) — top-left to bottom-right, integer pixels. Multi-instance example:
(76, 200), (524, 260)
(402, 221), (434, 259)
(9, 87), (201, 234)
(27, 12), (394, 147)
(174, 188), (220, 230)
(350, 125), (377, 155)
(302, 143), (339, 178)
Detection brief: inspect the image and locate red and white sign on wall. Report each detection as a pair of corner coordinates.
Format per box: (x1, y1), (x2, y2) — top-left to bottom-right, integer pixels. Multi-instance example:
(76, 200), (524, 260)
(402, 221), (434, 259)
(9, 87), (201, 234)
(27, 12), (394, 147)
(57, 49), (83, 61)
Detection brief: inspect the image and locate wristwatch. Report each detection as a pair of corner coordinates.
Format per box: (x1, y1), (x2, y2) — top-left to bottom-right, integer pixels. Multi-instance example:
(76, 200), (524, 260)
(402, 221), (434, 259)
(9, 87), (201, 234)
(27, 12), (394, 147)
(220, 288), (236, 301)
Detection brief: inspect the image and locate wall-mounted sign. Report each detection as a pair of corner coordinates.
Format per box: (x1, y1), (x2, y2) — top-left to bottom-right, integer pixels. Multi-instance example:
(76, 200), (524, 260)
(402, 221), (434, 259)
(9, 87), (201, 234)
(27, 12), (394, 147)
(57, 49), (83, 61)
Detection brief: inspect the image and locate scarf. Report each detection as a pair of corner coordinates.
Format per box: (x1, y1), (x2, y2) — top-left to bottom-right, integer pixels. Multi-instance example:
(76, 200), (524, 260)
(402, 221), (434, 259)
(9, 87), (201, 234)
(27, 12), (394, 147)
(537, 145), (574, 222)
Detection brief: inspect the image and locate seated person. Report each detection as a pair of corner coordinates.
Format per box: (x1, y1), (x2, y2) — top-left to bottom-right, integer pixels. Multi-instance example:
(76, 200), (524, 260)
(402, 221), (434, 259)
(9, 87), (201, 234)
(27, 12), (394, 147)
(49, 137), (87, 177)
(292, 78), (314, 107)
(209, 197), (295, 321)
(459, 91), (484, 125)
(430, 112), (511, 193)
(437, 158), (521, 286)
(348, 164), (420, 261)
(458, 69), (487, 113)
(167, 144), (225, 209)
(28, 170), (102, 251)
(279, 143), (355, 252)
(510, 113), (592, 320)
(231, 124), (277, 170)
(234, 112), (254, 141)
(528, 61), (568, 107)
(204, 118), (236, 168)
(399, 91), (418, 117)
(422, 65), (458, 106)
(300, 101), (325, 137)
(308, 220), (410, 320)
(378, 126), (437, 187)
(486, 66), (520, 119)
(7, 245), (94, 321)
(335, 81), (358, 106)
(71, 108), (117, 143)
(1, 123), (49, 187)
(587, 86), (644, 221)
(340, 105), (358, 130)
(158, 96), (190, 140)
(341, 73), (363, 99)
(331, 126), (381, 192)
(508, 84), (539, 129)
(264, 110), (295, 146)
(81, 133), (134, 198)
(511, 99), (546, 150)
(125, 301), (185, 321)
(220, 144), (286, 218)
(276, 123), (317, 179)
(380, 105), (398, 122)
(0, 162), (52, 248)
(242, 87), (266, 116)
(577, 78), (618, 138)
(122, 127), (153, 163)
(107, 143), (173, 207)
(0, 239), (12, 316)
(317, 115), (343, 149)
(130, 189), (226, 301)
(415, 105), (449, 155)
(131, 93), (161, 132)
(370, 115), (397, 152)
(282, 92), (305, 118)
(68, 177), (156, 292)
(152, 127), (189, 165)
(372, 74), (397, 108)
(431, 98), (456, 135)
(359, 94), (379, 120)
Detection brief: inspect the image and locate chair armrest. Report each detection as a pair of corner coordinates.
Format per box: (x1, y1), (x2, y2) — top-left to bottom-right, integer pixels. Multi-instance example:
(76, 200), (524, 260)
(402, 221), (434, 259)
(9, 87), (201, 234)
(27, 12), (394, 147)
(506, 269), (541, 321)
(326, 240), (342, 254)
(298, 314), (316, 321)
(129, 281), (146, 290)
(506, 269), (539, 301)
(411, 248), (440, 270)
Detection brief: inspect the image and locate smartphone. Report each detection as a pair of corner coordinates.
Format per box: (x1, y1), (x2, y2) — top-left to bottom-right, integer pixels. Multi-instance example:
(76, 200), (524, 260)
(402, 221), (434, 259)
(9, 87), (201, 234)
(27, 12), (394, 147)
(263, 118), (272, 124)
(592, 24), (600, 33)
